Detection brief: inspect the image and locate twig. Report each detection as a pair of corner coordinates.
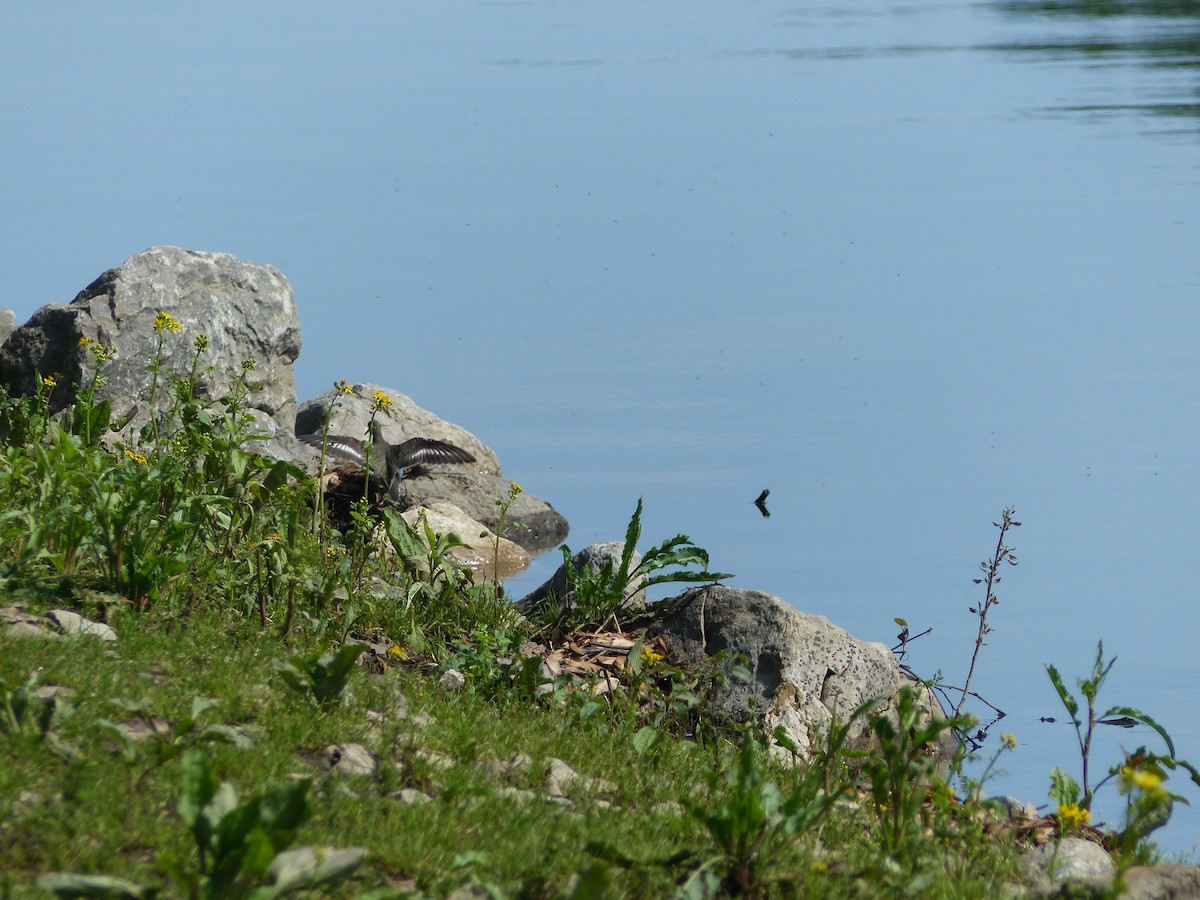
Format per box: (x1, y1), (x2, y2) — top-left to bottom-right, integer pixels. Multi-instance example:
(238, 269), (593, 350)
(954, 507), (1019, 718)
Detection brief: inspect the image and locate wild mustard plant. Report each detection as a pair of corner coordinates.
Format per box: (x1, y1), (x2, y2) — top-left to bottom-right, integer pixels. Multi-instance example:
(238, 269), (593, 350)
(490, 480), (524, 588)
(862, 685), (969, 867)
(145, 310), (182, 445)
(966, 731), (1018, 805)
(73, 337), (117, 447)
(361, 389), (394, 502)
(1046, 641), (1200, 853)
(309, 380), (355, 536)
(683, 731), (852, 897)
(954, 507), (1019, 720)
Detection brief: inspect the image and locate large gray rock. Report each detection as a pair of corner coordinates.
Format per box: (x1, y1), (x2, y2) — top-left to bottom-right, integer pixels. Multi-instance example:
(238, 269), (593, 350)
(1019, 837), (1115, 892)
(516, 542), (647, 621)
(296, 384), (568, 552)
(645, 585), (957, 766)
(0, 247), (301, 440)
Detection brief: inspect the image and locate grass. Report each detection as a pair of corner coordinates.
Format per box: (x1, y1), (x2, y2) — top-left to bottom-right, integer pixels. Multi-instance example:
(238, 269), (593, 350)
(0, 609), (1024, 898)
(0, 321), (1194, 897)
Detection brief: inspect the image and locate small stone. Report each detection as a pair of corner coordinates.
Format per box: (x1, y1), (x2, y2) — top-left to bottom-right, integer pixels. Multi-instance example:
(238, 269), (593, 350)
(393, 788), (433, 805)
(323, 743), (377, 777)
(48, 609), (117, 641)
(438, 669), (466, 692)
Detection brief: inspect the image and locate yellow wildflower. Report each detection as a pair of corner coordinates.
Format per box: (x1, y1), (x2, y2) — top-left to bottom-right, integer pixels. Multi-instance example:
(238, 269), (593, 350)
(265, 533), (282, 542)
(372, 391), (394, 411)
(1001, 733), (1018, 751)
(335, 380), (354, 395)
(154, 311), (182, 333)
(124, 450), (149, 466)
(1057, 803), (1091, 831)
(1120, 764), (1166, 796)
(42, 375), (57, 389)
(88, 343), (116, 363)
(387, 645), (408, 661)
(78, 336), (92, 347)
(642, 648), (664, 666)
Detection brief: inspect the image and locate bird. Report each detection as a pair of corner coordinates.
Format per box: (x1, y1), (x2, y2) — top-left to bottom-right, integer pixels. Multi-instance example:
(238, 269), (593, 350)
(298, 430), (476, 501)
(754, 489), (770, 518)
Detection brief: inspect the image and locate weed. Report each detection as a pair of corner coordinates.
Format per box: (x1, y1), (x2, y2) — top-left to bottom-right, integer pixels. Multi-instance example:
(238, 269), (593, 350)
(1046, 641), (1200, 861)
(273, 643), (369, 709)
(552, 498), (732, 631)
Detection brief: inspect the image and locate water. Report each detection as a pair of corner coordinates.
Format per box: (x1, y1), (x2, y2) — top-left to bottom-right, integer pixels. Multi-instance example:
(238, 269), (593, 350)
(3, 0), (1198, 856)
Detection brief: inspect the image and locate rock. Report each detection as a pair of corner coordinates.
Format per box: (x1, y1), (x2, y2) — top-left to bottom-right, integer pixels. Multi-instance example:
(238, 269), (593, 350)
(296, 383), (567, 552)
(296, 383), (497, 473)
(438, 669), (466, 692)
(543, 757), (617, 800)
(0, 308), (16, 347)
(401, 502), (531, 578)
(1118, 864), (1200, 899)
(38, 873), (151, 898)
(0, 247), (302, 443)
(1, 606), (59, 640)
(266, 845), (366, 893)
(516, 542), (647, 619)
(323, 743), (377, 777)
(1019, 836), (1115, 886)
(393, 787), (433, 805)
(48, 609), (117, 641)
(396, 470), (568, 553)
(644, 585), (957, 767)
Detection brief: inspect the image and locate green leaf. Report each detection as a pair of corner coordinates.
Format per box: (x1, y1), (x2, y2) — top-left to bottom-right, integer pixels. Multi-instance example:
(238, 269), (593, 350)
(1045, 665), (1080, 724)
(1048, 767), (1082, 807)
(179, 749), (220, 831)
(631, 726), (660, 755)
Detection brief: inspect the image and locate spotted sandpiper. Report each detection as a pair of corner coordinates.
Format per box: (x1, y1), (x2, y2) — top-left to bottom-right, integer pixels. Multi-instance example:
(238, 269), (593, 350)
(298, 430), (476, 501)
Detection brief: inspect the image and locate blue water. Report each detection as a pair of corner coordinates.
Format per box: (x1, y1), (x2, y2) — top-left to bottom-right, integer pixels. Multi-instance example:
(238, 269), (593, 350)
(3, 0), (1198, 856)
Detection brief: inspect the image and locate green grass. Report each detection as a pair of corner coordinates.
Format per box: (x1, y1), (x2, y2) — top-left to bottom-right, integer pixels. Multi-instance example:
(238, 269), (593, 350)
(0, 608), (1024, 898)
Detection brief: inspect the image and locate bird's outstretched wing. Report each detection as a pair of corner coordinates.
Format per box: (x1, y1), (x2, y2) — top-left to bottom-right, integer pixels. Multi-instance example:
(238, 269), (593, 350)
(390, 437), (476, 470)
(298, 433), (368, 468)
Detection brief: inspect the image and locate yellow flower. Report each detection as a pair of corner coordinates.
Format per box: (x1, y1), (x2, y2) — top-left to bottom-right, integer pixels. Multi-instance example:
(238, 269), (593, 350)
(42, 375), (57, 389)
(78, 336), (92, 347)
(335, 380), (354, 395)
(88, 343), (116, 363)
(1119, 764), (1166, 796)
(1001, 733), (1018, 751)
(372, 391), (394, 411)
(387, 645), (408, 661)
(1057, 803), (1091, 830)
(641, 648), (664, 666)
(124, 450), (149, 466)
(154, 311), (182, 333)
(510, 482), (524, 497)
(265, 533), (282, 541)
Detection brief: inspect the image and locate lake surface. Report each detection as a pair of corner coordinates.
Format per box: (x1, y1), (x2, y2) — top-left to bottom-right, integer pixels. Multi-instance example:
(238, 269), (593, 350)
(3, 0), (1198, 855)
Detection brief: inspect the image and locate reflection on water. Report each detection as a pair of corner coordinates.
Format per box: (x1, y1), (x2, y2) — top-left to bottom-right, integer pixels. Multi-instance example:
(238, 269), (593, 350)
(989, 0), (1200, 129)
